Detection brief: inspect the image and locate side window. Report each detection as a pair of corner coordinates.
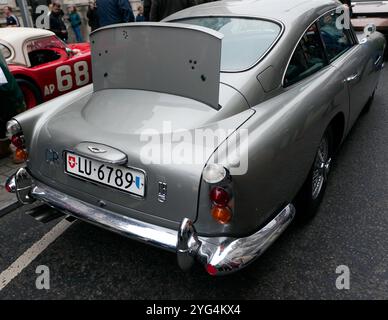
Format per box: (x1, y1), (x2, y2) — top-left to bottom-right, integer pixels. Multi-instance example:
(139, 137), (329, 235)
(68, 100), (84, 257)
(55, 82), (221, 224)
(318, 11), (353, 62)
(284, 24), (327, 86)
(26, 36), (64, 67)
(0, 44), (11, 59)
(28, 49), (61, 67)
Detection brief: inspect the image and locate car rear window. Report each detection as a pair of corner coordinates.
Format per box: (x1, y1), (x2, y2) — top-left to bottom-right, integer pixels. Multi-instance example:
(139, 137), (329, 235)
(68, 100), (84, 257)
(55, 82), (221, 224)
(0, 43), (11, 60)
(178, 17), (282, 72)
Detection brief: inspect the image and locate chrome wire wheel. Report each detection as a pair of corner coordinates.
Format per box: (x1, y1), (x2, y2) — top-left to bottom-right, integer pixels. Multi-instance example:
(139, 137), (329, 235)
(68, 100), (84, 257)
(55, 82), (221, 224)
(312, 136), (331, 200)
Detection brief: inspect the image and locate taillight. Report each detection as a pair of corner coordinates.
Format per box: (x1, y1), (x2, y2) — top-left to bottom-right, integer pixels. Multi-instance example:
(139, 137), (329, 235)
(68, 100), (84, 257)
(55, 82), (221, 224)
(211, 206), (232, 225)
(206, 264), (218, 276)
(203, 164), (233, 225)
(203, 164), (226, 184)
(6, 120), (28, 162)
(11, 135), (24, 149)
(15, 148), (28, 162)
(209, 186), (232, 225)
(210, 187), (229, 207)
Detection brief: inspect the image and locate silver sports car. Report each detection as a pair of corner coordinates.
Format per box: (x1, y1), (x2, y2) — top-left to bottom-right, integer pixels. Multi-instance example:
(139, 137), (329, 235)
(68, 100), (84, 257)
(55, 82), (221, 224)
(6, 0), (386, 275)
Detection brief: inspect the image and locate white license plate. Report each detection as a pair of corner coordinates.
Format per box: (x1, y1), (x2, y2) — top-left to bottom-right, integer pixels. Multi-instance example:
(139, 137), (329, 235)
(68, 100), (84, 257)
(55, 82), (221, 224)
(65, 152), (145, 197)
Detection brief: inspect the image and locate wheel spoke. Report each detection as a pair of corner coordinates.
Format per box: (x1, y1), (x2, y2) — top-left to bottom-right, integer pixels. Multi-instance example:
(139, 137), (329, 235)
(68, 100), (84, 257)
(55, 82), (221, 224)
(312, 135), (330, 200)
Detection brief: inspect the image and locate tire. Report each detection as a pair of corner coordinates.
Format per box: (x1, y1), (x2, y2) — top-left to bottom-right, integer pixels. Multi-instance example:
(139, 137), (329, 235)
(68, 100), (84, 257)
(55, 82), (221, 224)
(294, 127), (334, 221)
(16, 78), (42, 110)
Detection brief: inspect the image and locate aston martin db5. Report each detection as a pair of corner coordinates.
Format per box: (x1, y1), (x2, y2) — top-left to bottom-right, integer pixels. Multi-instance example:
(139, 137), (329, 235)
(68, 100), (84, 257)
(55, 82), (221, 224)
(5, 0), (386, 275)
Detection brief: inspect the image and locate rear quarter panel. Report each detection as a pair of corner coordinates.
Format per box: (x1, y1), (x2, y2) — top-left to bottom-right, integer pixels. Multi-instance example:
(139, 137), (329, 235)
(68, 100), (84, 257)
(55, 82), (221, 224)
(196, 65), (350, 237)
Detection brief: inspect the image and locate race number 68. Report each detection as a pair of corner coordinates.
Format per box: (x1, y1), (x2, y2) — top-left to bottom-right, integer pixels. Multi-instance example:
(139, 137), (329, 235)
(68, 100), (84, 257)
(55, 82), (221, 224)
(56, 61), (89, 92)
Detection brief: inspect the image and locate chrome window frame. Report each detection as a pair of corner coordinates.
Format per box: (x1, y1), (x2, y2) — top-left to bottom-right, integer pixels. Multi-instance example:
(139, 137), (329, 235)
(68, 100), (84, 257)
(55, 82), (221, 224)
(22, 35), (68, 68)
(282, 5), (357, 87)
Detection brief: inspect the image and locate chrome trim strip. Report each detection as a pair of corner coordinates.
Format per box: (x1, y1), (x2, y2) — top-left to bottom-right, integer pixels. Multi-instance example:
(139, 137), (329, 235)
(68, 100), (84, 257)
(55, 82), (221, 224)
(73, 142), (128, 165)
(281, 5), (349, 87)
(374, 55), (382, 66)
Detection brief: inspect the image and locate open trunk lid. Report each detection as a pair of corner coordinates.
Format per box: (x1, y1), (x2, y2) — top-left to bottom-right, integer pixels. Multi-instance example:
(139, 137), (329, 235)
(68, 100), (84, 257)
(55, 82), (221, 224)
(91, 22), (223, 109)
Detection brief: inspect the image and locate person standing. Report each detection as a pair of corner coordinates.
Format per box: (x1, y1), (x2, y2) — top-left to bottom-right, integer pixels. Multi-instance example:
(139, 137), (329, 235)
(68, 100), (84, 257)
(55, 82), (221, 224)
(136, 4), (146, 22)
(150, 0), (196, 22)
(68, 6), (83, 43)
(143, 0), (152, 21)
(3, 6), (20, 27)
(50, 2), (68, 42)
(87, 1), (100, 32)
(96, 0), (135, 27)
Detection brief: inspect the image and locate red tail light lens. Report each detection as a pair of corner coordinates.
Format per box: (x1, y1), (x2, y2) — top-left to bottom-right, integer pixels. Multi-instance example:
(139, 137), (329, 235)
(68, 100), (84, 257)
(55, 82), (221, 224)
(210, 187), (229, 207)
(11, 135), (24, 149)
(206, 264), (218, 276)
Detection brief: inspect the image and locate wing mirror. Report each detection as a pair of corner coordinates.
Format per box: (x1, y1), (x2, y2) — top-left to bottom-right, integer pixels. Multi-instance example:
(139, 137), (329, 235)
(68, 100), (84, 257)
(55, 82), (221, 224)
(364, 23), (377, 37)
(65, 47), (74, 57)
(65, 47), (81, 57)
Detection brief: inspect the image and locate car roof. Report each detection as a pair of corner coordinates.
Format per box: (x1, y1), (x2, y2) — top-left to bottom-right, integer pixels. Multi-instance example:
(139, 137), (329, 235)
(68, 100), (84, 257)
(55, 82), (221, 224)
(0, 27), (54, 45)
(167, 0), (340, 26)
(0, 28), (55, 66)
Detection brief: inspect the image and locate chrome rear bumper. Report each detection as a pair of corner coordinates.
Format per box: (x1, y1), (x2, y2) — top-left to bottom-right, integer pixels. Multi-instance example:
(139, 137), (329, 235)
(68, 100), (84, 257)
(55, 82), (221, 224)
(6, 168), (295, 276)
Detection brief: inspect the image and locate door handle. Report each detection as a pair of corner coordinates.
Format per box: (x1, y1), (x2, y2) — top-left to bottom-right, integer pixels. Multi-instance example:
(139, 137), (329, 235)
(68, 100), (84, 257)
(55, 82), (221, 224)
(345, 73), (360, 83)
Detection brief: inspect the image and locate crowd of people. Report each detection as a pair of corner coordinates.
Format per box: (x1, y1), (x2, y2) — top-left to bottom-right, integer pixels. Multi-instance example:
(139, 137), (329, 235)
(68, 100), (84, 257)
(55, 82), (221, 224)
(2, 1), (219, 42)
(94, 0), (219, 28)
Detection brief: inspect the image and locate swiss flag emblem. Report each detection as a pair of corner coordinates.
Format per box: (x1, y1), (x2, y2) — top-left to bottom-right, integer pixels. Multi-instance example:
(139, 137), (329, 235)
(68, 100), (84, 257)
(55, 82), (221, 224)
(68, 156), (76, 169)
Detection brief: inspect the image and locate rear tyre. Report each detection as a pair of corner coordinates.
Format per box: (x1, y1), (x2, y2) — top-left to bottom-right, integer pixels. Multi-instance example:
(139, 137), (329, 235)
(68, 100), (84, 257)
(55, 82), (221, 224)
(16, 79), (42, 110)
(294, 127), (333, 222)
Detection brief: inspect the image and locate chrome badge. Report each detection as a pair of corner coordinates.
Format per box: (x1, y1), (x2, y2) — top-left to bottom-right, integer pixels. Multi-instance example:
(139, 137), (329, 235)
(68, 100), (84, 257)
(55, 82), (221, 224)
(158, 182), (167, 203)
(45, 149), (59, 163)
(88, 146), (107, 154)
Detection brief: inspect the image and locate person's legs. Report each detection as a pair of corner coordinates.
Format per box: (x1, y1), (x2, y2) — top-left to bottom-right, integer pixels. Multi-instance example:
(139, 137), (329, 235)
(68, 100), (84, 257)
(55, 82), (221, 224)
(73, 26), (83, 42)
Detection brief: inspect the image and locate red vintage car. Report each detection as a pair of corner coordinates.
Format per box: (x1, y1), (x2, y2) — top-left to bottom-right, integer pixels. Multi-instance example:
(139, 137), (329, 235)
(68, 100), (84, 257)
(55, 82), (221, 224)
(0, 27), (92, 109)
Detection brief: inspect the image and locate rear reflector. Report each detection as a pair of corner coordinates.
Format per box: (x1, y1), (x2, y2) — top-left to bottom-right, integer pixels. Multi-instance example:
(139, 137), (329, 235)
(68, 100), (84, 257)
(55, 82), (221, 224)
(206, 264), (218, 276)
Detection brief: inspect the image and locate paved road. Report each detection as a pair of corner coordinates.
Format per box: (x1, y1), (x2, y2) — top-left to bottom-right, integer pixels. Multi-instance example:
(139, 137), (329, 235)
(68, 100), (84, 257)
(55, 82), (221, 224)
(0, 68), (387, 300)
